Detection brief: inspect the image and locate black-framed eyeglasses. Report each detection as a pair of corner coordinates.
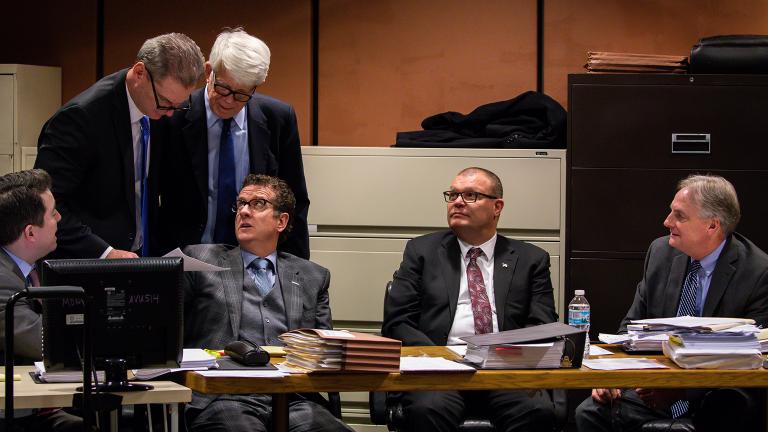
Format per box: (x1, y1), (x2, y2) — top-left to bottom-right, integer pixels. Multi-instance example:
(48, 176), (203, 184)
(212, 71), (255, 103)
(145, 67), (192, 111)
(232, 198), (275, 213)
(443, 190), (498, 203)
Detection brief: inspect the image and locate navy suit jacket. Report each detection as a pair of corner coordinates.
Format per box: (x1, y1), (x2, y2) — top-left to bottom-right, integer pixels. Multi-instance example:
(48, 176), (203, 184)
(155, 88), (310, 258)
(383, 231), (558, 345)
(36, 69), (160, 257)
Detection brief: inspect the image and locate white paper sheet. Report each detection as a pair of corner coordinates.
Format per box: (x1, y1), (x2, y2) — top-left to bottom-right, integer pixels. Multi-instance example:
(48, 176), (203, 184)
(400, 356), (476, 373)
(446, 345), (467, 357)
(582, 358), (669, 370)
(196, 370), (287, 378)
(588, 345), (614, 356)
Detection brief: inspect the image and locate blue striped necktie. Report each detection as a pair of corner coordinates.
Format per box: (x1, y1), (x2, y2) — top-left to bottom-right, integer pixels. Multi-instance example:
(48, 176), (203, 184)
(670, 260), (701, 418)
(139, 116), (150, 257)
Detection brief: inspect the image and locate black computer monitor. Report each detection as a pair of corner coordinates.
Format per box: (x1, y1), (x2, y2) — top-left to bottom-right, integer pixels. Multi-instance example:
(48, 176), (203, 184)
(40, 258), (183, 379)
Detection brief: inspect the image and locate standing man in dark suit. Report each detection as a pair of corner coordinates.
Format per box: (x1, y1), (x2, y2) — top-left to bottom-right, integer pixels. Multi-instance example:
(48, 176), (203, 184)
(383, 167), (558, 432)
(35, 33), (205, 259)
(182, 174), (350, 432)
(157, 28), (309, 259)
(576, 174), (768, 431)
(0, 169), (82, 431)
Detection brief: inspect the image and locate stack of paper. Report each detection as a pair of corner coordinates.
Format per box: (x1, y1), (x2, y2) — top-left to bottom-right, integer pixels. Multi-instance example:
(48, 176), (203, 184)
(134, 349), (218, 380)
(464, 340), (565, 369)
(659, 320), (763, 369)
(758, 328), (768, 352)
(585, 51), (688, 73)
(623, 316), (757, 352)
(624, 327), (669, 352)
(34, 362), (105, 383)
(279, 329), (401, 373)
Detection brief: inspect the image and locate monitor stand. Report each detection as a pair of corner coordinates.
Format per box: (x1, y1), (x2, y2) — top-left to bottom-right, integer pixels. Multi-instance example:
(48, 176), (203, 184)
(77, 358), (154, 392)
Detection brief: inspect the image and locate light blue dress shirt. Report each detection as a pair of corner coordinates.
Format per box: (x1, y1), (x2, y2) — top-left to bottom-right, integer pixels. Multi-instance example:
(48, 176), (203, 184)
(694, 239), (727, 315)
(2, 247), (33, 283)
(202, 86), (250, 243)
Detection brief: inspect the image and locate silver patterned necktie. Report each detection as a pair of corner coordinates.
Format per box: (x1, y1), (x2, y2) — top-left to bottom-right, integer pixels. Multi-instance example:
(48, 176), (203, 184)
(250, 258), (272, 296)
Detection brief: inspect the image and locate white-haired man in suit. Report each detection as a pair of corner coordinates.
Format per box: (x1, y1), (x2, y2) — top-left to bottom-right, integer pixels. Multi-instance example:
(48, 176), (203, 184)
(182, 174), (352, 432)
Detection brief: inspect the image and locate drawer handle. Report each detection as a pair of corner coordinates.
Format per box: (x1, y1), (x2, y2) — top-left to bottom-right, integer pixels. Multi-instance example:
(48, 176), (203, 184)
(671, 133), (710, 154)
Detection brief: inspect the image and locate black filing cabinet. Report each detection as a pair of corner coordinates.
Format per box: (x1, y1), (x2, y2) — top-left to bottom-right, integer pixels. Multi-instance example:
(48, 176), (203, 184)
(567, 73), (768, 339)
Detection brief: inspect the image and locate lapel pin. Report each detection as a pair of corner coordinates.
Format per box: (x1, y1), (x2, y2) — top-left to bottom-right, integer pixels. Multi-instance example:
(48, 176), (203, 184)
(502, 263), (508, 268)
(291, 280), (300, 286)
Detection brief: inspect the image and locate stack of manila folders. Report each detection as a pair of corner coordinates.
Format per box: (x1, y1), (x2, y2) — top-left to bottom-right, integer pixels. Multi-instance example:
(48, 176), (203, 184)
(35, 348), (218, 383)
(280, 329), (401, 372)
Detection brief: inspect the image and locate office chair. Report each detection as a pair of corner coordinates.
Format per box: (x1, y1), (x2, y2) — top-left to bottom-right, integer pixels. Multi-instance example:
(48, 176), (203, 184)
(370, 281), (567, 432)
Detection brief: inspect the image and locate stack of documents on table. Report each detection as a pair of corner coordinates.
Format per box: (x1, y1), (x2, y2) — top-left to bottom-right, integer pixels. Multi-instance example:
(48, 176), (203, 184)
(758, 328), (768, 353)
(34, 362), (105, 383)
(279, 329), (401, 373)
(461, 322), (585, 369)
(585, 51), (688, 73)
(663, 324), (763, 369)
(624, 316), (756, 352)
(133, 348), (218, 380)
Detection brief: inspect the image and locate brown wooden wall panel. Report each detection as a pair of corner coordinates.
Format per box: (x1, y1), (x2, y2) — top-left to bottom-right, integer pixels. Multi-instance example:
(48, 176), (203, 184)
(102, 0), (313, 145)
(318, 0), (537, 147)
(544, 0), (768, 108)
(0, 0), (97, 103)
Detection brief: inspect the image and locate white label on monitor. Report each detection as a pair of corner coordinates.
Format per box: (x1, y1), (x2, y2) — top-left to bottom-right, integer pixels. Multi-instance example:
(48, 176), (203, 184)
(65, 314), (84, 325)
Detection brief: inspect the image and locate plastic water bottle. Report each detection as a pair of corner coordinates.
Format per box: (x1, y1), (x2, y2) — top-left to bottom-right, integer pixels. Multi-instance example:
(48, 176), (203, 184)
(568, 289), (590, 357)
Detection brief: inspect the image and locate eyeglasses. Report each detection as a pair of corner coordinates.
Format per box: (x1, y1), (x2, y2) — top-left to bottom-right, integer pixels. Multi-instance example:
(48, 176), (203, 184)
(443, 190), (498, 203)
(145, 67), (191, 111)
(212, 71), (255, 102)
(232, 198), (275, 213)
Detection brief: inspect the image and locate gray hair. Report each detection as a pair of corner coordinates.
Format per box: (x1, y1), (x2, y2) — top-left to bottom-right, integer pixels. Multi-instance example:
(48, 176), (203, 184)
(137, 33), (205, 88)
(678, 174), (741, 235)
(457, 167), (503, 198)
(209, 28), (271, 88)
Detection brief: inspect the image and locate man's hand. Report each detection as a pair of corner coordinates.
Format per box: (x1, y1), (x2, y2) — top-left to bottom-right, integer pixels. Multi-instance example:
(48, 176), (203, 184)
(635, 388), (685, 411)
(591, 388), (621, 405)
(106, 249), (139, 259)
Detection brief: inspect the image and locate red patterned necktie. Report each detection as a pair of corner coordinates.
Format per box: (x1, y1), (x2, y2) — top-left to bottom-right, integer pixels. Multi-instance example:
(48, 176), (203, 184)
(466, 247), (493, 334)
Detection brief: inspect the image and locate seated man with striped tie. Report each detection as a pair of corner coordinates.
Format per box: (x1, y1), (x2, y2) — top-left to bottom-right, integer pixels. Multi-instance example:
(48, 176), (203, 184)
(382, 167), (558, 432)
(181, 174), (352, 432)
(576, 174), (768, 432)
(0, 169), (82, 431)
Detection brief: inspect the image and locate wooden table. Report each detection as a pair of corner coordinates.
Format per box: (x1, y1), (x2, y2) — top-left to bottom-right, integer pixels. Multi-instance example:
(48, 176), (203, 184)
(0, 366), (192, 431)
(180, 345), (768, 431)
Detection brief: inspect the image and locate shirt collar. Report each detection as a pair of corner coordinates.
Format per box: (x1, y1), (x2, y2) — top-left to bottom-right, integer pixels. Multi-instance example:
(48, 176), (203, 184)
(241, 249), (278, 272)
(1, 247), (33, 279)
(125, 83), (144, 124)
(204, 84), (247, 130)
(696, 238), (727, 276)
(457, 233), (497, 261)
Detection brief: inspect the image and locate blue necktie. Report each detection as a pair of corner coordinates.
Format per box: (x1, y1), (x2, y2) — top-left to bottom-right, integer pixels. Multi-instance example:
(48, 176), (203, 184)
(250, 258), (272, 296)
(213, 118), (236, 245)
(139, 116), (150, 257)
(670, 260), (702, 418)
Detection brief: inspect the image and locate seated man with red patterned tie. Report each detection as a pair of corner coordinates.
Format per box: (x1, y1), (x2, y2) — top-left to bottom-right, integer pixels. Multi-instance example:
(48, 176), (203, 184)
(575, 174), (768, 432)
(0, 169), (81, 431)
(382, 167), (558, 432)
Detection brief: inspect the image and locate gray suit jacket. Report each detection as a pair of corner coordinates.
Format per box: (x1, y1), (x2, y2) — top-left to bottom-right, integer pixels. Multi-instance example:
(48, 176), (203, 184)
(619, 233), (768, 332)
(0, 249), (42, 362)
(181, 244), (332, 409)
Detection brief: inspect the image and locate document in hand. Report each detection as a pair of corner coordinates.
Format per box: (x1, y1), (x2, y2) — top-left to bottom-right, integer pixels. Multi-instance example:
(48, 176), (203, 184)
(279, 329), (401, 373)
(460, 322), (587, 368)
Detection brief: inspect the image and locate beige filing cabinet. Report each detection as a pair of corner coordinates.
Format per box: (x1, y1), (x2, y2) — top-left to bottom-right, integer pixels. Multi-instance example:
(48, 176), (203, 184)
(301, 147), (566, 426)
(0, 65), (61, 174)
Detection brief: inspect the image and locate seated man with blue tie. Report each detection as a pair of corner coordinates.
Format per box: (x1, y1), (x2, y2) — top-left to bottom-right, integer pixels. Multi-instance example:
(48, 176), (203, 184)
(0, 169), (82, 431)
(382, 167), (558, 432)
(181, 174), (352, 432)
(576, 174), (768, 431)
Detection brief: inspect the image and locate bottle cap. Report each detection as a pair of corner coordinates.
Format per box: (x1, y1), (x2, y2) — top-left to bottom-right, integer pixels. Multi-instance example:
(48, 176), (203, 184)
(574, 289), (585, 296)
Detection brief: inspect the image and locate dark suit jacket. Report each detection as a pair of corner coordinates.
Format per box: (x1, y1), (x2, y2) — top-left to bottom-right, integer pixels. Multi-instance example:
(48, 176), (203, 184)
(619, 233), (768, 332)
(0, 249), (42, 363)
(35, 69), (161, 258)
(156, 89), (310, 258)
(181, 243), (331, 409)
(382, 231), (558, 345)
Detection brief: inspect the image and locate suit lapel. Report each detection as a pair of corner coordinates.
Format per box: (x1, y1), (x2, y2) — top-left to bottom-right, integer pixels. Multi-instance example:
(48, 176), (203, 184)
(492, 235), (518, 330)
(0, 249), (24, 283)
(664, 254), (689, 316)
(441, 236), (462, 324)
(246, 99), (277, 174)
(276, 254), (302, 329)
(112, 71), (136, 221)
(703, 238), (737, 316)
(221, 247), (245, 337)
(183, 90), (210, 214)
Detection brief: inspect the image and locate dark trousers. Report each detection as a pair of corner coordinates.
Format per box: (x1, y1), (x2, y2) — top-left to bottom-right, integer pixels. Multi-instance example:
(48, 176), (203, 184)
(400, 389), (554, 432)
(575, 389), (671, 432)
(1, 410), (83, 432)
